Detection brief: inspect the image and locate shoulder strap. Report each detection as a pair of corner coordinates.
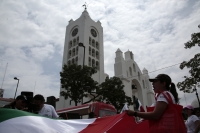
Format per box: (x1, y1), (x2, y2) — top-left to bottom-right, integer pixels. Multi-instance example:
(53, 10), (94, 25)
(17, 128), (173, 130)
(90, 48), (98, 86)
(161, 92), (173, 104)
(156, 91), (173, 104)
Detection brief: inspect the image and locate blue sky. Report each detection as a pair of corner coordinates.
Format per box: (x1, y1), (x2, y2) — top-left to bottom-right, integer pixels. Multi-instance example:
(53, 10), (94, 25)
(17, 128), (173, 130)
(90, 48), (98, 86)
(0, 0), (199, 107)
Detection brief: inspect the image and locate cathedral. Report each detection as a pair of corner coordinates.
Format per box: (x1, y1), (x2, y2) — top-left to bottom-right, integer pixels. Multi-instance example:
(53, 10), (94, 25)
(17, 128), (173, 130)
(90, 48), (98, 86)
(56, 9), (155, 110)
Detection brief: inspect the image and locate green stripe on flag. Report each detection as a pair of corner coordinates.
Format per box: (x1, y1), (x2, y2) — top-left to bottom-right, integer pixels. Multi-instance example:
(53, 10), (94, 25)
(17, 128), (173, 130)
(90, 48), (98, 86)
(0, 108), (42, 123)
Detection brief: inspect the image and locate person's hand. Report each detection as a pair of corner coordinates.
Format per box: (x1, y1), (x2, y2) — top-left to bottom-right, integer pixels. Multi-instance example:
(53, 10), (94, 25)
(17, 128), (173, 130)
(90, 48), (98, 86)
(126, 110), (135, 116)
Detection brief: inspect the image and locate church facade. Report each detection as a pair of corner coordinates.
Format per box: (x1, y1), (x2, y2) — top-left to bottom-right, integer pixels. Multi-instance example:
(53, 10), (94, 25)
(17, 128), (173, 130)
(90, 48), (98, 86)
(56, 9), (155, 110)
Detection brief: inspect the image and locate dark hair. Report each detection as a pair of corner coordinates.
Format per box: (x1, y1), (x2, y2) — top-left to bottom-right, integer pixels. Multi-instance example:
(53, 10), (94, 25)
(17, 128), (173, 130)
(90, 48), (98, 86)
(33, 94), (45, 102)
(158, 74), (179, 104)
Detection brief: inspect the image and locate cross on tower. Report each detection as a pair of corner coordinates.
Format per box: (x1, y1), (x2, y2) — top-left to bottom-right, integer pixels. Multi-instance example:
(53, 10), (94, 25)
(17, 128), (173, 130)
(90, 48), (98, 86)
(82, 2), (87, 10)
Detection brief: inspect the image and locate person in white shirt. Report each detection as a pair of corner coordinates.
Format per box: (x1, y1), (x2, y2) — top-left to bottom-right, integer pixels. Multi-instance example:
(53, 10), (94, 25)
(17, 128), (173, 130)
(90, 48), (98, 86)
(184, 105), (200, 133)
(33, 94), (58, 118)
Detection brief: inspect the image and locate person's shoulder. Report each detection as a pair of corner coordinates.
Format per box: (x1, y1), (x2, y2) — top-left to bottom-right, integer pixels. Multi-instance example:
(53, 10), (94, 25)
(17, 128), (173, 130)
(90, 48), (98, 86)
(160, 91), (174, 98)
(162, 91), (171, 95)
(44, 104), (54, 109)
(191, 115), (199, 119)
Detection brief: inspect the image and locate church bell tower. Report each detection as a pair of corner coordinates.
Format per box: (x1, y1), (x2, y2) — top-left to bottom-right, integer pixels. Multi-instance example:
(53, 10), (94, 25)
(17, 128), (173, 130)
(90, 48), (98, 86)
(57, 8), (105, 109)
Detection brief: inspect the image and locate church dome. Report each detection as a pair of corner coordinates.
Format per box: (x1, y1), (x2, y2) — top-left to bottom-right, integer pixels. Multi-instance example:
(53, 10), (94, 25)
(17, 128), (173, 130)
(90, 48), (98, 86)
(191, 99), (199, 108)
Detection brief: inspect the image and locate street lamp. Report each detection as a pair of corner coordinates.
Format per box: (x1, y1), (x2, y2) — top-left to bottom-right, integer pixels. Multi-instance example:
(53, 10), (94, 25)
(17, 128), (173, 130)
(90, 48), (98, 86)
(78, 43), (85, 66)
(193, 84), (200, 109)
(14, 77), (19, 99)
(79, 43), (85, 104)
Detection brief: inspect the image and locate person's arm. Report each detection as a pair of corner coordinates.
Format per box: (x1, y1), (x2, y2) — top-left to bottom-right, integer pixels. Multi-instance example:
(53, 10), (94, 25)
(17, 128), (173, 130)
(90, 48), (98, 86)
(126, 101), (168, 120)
(194, 120), (200, 133)
(51, 106), (59, 118)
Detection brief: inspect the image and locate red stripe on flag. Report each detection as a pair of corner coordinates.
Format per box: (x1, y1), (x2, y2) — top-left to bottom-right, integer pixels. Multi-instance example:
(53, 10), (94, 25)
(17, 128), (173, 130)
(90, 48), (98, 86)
(80, 113), (149, 133)
(107, 114), (149, 133)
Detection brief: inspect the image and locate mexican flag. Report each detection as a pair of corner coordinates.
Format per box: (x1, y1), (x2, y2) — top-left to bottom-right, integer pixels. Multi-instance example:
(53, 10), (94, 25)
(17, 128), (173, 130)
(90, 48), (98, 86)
(0, 108), (149, 133)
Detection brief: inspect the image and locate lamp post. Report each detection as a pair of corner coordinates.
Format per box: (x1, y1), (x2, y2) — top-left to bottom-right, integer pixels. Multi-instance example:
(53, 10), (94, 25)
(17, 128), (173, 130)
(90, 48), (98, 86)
(78, 43), (85, 66)
(79, 43), (85, 104)
(14, 77), (19, 99)
(193, 84), (200, 109)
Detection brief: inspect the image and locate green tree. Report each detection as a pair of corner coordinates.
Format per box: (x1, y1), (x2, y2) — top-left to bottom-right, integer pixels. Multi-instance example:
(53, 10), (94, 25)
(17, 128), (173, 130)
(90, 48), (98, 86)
(95, 76), (133, 113)
(177, 25), (200, 93)
(60, 64), (99, 106)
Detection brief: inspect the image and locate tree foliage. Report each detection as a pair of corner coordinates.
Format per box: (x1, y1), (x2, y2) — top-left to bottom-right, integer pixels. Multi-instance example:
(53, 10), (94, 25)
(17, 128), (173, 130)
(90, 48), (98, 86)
(177, 25), (200, 93)
(60, 64), (99, 106)
(95, 76), (133, 113)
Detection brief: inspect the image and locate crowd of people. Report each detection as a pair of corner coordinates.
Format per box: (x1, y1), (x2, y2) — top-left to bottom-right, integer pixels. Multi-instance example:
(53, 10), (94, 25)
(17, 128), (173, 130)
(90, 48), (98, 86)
(2, 73), (200, 133)
(3, 94), (58, 119)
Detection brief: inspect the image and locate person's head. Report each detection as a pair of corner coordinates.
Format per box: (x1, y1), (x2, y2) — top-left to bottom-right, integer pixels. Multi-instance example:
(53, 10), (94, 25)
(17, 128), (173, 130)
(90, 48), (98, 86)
(33, 94), (45, 111)
(184, 105), (194, 116)
(149, 74), (179, 103)
(15, 95), (27, 110)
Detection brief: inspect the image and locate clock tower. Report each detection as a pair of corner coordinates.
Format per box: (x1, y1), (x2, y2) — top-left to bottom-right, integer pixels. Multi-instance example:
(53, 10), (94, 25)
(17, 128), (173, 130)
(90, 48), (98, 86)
(56, 9), (105, 109)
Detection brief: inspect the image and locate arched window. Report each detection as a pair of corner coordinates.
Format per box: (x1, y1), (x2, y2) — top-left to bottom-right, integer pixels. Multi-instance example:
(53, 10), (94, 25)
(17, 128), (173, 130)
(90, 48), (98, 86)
(77, 36), (79, 44)
(132, 83), (137, 90)
(76, 57), (78, 64)
(89, 37), (91, 45)
(72, 48), (75, 57)
(96, 61), (99, 70)
(96, 42), (99, 49)
(96, 51), (99, 59)
(76, 46), (78, 55)
(68, 50), (72, 58)
(92, 39), (95, 47)
(73, 39), (76, 46)
(129, 67), (132, 76)
(133, 64), (136, 72)
(89, 47), (91, 55)
(69, 41), (72, 49)
(92, 49), (95, 57)
(138, 72), (140, 80)
(88, 57), (91, 66)
(92, 59), (95, 67)
(72, 58), (75, 64)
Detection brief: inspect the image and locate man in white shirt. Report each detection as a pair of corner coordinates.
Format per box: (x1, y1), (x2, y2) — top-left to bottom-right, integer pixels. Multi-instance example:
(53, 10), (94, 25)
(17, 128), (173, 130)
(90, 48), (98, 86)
(33, 94), (58, 118)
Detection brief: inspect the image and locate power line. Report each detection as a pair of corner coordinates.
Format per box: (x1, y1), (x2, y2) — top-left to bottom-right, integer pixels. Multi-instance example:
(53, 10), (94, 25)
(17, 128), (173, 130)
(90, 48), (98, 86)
(148, 62), (182, 74)
(128, 62), (182, 79)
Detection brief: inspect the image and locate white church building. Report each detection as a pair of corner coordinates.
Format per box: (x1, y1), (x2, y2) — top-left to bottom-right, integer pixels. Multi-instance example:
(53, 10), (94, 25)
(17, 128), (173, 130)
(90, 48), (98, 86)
(56, 9), (155, 110)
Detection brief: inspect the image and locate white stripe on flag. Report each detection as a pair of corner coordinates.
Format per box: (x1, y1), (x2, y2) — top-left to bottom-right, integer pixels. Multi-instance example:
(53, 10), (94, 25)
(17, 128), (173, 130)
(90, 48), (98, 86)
(0, 109), (150, 133)
(120, 103), (128, 113)
(0, 116), (96, 133)
(138, 99), (142, 111)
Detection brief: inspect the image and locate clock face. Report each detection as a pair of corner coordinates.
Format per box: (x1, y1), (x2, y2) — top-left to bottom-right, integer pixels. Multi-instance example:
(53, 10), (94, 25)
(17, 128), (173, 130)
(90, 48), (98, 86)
(91, 29), (97, 37)
(72, 28), (78, 37)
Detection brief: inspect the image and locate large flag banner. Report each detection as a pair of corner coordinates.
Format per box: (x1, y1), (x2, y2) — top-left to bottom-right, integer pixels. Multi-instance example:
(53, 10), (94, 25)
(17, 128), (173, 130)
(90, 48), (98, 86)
(0, 108), (149, 133)
(120, 103), (128, 113)
(137, 99), (145, 112)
